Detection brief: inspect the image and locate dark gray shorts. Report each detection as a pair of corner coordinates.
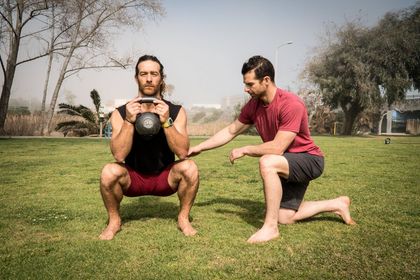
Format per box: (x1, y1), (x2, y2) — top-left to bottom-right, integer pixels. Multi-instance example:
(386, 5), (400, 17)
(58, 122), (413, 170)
(280, 153), (324, 211)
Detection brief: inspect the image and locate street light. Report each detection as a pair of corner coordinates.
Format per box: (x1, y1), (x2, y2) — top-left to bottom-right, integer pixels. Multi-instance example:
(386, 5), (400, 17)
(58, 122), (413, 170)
(99, 106), (104, 138)
(275, 41), (293, 84)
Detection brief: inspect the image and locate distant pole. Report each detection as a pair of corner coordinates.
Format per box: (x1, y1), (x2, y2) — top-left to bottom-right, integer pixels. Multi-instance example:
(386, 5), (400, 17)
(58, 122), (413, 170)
(99, 106), (104, 138)
(275, 41), (293, 85)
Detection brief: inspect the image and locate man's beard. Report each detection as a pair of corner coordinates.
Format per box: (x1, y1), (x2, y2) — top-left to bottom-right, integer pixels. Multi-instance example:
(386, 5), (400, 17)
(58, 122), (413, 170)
(139, 84), (160, 96)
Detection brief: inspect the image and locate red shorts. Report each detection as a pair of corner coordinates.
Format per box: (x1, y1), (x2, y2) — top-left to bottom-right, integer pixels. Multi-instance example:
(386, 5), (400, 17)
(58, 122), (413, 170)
(123, 164), (176, 197)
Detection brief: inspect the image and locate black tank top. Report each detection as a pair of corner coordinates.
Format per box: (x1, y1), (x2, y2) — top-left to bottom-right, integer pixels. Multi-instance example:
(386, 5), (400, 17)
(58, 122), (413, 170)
(117, 100), (181, 174)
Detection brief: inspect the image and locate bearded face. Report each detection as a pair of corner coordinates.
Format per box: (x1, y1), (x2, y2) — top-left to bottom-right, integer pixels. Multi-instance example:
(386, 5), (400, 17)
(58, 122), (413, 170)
(136, 60), (163, 97)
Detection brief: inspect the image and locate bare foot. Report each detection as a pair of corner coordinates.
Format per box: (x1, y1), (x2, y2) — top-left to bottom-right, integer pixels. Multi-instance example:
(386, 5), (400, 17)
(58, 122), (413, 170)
(247, 225), (279, 244)
(334, 196), (356, 225)
(178, 217), (197, 236)
(99, 221), (121, 240)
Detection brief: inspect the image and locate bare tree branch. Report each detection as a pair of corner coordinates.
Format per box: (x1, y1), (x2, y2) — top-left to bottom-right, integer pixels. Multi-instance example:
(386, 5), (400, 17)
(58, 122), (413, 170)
(15, 45), (70, 66)
(20, 2), (49, 30)
(0, 6), (19, 38)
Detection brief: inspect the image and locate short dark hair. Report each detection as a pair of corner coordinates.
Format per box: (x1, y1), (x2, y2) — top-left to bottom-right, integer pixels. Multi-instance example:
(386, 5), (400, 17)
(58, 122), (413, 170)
(135, 55), (166, 94)
(241, 55), (275, 82)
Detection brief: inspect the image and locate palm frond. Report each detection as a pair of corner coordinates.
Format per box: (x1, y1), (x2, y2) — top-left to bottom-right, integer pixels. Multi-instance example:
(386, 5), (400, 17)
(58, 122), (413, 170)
(80, 108), (97, 124)
(58, 103), (79, 111)
(90, 89), (101, 115)
(57, 103), (83, 116)
(55, 120), (85, 130)
(55, 89), (105, 136)
(55, 120), (98, 136)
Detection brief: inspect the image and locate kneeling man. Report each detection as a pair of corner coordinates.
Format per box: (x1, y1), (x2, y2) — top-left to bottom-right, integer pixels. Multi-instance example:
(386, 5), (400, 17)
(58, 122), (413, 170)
(188, 55), (355, 243)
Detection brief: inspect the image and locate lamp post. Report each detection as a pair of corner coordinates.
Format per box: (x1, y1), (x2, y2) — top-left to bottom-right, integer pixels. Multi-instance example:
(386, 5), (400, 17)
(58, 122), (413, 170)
(99, 106), (104, 138)
(275, 41), (293, 84)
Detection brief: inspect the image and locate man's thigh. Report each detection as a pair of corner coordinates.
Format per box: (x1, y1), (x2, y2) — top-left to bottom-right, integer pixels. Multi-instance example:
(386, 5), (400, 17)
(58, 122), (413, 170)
(283, 153), (324, 183)
(167, 159), (198, 188)
(280, 179), (309, 211)
(279, 153), (324, 211)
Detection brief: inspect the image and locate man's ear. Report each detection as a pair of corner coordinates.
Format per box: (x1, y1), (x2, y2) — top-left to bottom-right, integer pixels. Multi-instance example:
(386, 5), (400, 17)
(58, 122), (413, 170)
(263, 76), (271, 84)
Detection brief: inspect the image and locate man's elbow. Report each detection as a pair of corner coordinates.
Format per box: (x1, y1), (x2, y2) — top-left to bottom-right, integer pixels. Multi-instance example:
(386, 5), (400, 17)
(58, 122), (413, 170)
(112, 151), (126, 163)
(177, 150), (188, 160)
(175, 145), (189, 160)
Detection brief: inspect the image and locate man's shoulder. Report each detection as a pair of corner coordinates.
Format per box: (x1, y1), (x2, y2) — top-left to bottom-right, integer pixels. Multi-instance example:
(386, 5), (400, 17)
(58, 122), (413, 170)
(278, 88), (300, 99)
(115, 104), (125, 110)
(163, 99), (183, 120)
(164, 99), (182, 108)
(115, 105), (125, 115)
(278, 89), (305, 106)
(244, 97), (260, 108)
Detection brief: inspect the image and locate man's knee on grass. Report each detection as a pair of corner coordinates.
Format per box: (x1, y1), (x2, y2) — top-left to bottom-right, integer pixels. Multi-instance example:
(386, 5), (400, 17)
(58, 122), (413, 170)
(278, 208), (296, 225)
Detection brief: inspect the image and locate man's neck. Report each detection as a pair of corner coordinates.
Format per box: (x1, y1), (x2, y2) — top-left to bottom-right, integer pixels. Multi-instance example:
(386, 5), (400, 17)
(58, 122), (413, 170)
(260, 84), (277, 104)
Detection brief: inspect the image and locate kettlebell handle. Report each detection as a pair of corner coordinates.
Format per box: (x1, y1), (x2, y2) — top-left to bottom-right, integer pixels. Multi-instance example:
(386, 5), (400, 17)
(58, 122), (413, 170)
(139, 97), (157, 104)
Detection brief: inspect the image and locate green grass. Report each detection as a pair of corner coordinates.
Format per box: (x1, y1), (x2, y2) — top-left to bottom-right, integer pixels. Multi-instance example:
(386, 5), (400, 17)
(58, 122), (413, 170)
(0, 136), (419, 279)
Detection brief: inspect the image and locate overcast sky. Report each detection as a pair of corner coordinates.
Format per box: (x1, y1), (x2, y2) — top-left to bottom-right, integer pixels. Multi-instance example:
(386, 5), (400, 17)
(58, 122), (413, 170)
(5, 0), (418, 110)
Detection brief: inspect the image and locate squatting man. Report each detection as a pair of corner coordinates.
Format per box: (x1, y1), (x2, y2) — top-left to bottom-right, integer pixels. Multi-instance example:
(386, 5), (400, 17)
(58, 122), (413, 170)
(188, 55), (356, 243)
(99, 55), (199, 240)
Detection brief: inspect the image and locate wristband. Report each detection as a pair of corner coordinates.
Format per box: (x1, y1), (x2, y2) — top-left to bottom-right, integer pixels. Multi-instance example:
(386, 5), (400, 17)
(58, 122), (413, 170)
(162, 117), (174, 128)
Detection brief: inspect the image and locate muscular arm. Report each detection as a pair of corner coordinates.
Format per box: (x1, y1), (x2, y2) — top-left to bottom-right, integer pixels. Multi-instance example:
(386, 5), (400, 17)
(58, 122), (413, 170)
(109, 97), (143, 162)
(163, 107), (190, 159)
(188, 119), (250, 156)
(229, 130), (296, 163)
(109, 110), (135, 162)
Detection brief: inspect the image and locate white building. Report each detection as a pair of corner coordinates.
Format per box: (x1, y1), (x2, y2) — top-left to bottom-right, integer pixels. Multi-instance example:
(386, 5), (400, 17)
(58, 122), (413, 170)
(191, 104), (221, 109)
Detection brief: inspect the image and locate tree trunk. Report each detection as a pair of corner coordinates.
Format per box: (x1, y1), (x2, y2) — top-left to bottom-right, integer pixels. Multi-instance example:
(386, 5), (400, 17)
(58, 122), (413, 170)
(341, 102), (363, 135)
(0, 71), (15, 135)
(41, 4), (55, 114)
(41, 54), (53, 113)
(42, 5), (83, 135)
(342, 112), (356, 135)
(42, 48), (75, 135)
(0, 9), (22, 135)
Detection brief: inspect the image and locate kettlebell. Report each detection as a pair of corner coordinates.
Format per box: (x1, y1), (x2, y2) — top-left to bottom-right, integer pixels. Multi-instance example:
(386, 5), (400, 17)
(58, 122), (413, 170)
(135, 97), (161, 139)
(135, 112), (161, 137)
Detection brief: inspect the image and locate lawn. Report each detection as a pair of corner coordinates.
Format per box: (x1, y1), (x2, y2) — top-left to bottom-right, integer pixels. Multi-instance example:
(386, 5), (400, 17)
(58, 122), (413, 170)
(0, 136), (419, 279)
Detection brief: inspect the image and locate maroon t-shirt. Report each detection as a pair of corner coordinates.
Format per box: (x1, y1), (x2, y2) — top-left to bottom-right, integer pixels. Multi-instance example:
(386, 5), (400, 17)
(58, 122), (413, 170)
(238, 88), (323, 156)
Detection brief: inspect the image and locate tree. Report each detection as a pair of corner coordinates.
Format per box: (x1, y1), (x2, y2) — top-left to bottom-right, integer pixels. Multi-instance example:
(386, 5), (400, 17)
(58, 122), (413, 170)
(0, 0), (51, 135)
(304, 4), (420, 135)
(41, 0), (164, 135)
(0, 0), (164, 135)
(55, 88), (103, 136)
(305, 22), (377, 135)
(367, 4), (420, 133)
(40, 0), (58, 114)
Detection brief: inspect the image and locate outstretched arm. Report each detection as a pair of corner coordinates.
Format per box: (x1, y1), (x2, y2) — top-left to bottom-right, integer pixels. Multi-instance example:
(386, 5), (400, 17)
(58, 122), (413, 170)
(188, 119), (250, 157)
(229, 130), (296, 163)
